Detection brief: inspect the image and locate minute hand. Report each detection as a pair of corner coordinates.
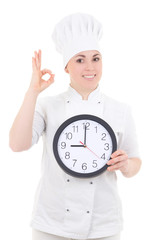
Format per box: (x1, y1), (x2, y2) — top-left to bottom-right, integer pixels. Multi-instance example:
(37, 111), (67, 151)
(84, 125), (87, 146)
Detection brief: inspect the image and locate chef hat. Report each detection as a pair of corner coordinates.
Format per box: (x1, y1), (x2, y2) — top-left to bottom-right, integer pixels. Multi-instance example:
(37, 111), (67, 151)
(52, 13), (103, 68)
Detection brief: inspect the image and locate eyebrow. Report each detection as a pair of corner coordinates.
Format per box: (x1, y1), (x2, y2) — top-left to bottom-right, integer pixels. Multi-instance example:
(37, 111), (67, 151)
(75, 54), (101, 58)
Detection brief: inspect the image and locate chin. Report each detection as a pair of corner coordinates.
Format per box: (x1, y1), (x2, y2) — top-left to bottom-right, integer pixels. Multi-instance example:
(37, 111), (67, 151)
(84, 81), (99, 88)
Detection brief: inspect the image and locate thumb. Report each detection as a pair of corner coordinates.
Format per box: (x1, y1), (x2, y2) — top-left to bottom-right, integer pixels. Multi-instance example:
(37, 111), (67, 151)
(41, 68), (53, 76)
(41, 74), (55, 90)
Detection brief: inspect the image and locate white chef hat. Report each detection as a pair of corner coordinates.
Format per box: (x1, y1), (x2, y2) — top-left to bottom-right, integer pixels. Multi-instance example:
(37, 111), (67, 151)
(52, 13), (103, 68)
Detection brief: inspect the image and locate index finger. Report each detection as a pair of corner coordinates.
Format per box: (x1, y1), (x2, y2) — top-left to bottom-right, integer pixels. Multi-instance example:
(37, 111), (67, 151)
(111, 149), (126, 158)
(38, 49), (41, 69)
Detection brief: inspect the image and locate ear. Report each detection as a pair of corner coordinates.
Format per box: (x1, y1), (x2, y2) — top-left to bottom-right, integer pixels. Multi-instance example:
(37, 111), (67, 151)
(65, 66), (69, 73)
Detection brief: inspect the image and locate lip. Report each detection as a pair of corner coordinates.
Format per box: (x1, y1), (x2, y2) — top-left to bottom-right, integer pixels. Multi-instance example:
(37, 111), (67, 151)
(82, 74), (96, 80)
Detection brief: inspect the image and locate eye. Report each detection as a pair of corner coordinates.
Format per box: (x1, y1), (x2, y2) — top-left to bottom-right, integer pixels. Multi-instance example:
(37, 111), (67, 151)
(93, 57), (100, 62)
(76, 58), (84, 63)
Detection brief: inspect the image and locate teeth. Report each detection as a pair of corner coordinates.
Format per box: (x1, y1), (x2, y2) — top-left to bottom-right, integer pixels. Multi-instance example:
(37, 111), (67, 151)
(83, 75), (95, 79)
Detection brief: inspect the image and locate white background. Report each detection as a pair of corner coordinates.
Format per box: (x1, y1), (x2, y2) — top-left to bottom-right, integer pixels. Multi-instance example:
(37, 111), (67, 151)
(0, 0), (160, 239)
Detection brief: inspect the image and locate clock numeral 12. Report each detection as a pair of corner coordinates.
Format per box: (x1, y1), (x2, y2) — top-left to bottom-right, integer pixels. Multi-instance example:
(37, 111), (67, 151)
(83, 122), (90, 130)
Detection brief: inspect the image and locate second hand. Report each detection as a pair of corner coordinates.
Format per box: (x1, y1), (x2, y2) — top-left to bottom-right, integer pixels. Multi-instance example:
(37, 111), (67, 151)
(79, 141), (101, 159)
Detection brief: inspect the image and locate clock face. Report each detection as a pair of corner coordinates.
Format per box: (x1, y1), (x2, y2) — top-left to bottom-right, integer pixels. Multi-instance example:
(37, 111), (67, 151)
(53, 115), (117, 178)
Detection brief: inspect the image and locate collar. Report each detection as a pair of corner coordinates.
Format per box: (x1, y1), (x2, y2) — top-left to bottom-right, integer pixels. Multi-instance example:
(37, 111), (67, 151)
(66, 84), (102, 103)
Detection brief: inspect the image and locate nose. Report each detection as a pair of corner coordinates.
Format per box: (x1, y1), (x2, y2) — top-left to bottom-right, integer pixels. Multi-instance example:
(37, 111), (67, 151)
(85, 60), (94, 71)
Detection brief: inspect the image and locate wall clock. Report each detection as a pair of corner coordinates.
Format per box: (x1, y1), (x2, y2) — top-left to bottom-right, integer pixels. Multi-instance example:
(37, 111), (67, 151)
(53, 114), (117, 178)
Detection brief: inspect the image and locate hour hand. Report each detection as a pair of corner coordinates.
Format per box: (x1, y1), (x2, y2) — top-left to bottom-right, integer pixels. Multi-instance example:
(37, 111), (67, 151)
(70, 145), (84, 147)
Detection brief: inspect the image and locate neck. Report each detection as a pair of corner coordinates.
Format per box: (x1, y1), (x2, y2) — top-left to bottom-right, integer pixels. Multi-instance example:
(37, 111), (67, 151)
(70, 84), (98, 100)
(81, 93), (90, 100)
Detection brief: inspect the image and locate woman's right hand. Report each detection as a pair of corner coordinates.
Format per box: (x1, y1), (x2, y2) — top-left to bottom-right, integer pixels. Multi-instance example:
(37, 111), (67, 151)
(29, 49), (55, 94)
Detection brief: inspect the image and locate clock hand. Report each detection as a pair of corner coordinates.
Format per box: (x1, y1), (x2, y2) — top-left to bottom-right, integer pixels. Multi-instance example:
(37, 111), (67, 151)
(84, 124), (87, 146)
(70, 145), (84, 147)
(80, 141), (101, 159)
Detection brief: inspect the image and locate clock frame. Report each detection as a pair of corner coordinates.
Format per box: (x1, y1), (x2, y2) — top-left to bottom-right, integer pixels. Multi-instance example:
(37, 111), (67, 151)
(53, 114), (117, 178)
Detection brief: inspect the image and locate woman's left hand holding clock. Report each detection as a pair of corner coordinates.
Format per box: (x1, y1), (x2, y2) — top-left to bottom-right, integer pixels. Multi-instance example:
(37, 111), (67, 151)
(107, 150), (129, 173)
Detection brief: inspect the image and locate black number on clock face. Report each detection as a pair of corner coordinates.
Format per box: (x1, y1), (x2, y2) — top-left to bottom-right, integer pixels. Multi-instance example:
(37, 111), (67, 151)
(83, 122), (90, 130)
(104, 143), (109, 151)
(72, 159), (77, 167)
(101, 153), (106, 160)
(65, 152), (70, 159)
(61, 142), (66, 149)
(53, 115), (117, 178)
(65, 132), (72, 140)
(101, 133), (106, 141)
(82, 163), (87, 170)
(92, 160), (98, 168)
(72, 126), (78, 133)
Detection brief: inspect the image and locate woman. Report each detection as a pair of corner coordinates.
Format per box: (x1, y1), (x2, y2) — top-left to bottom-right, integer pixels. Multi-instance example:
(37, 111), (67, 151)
(9, 13), (141, 240)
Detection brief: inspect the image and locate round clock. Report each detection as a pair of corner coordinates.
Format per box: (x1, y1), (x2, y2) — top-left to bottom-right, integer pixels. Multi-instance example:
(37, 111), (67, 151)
(53, 114), (117, 178)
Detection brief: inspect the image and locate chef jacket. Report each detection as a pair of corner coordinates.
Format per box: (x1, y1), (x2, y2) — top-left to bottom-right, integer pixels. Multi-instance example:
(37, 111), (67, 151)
(30, 85), (139, 239)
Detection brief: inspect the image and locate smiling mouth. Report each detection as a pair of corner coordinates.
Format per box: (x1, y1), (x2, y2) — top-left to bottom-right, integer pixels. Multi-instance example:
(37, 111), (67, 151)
(82, 74), (96, 79)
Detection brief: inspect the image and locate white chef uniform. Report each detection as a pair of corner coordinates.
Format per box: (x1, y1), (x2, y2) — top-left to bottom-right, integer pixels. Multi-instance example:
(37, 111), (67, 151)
(30, 85), (139, 239)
